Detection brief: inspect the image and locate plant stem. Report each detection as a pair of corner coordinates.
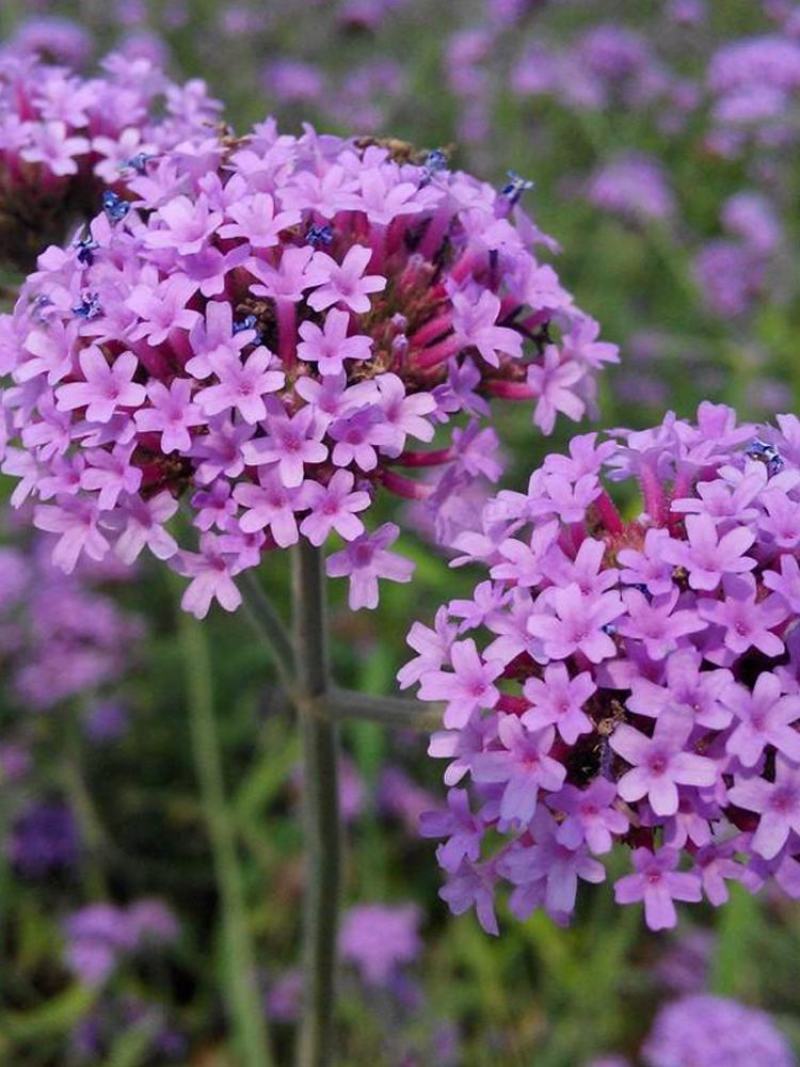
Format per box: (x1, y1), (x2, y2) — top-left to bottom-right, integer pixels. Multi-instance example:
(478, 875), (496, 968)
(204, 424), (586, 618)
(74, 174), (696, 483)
(327, 688), (442, 731)
(177, 607), (274, 1067)
(240, 568), (297, 695)
(292, 541), (340, 1067)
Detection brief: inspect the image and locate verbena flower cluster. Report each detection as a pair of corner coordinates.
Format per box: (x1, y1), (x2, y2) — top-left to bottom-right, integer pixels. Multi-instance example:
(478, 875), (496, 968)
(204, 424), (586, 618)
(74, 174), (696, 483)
(707, 34), (800, 158)
(0, 531), (141, 711)
(63, 899), (179, 986)
(641, 994), (796, 1067)
(0, 47), (221, 270)
(404, 404), (800, 932)
(339, 902), (421, 987)
(7, 800), (80, 877)
(0, 122), (616, 617)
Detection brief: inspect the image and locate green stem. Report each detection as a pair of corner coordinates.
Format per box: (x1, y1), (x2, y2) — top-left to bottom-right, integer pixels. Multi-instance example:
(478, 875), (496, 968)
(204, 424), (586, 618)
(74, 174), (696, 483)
(177, 605), (274, 1067)
(62, 729), (108, 900)
(240, 568), (297, 694)
(292, 542), (340, 1067)
(327, 688), (441, 731)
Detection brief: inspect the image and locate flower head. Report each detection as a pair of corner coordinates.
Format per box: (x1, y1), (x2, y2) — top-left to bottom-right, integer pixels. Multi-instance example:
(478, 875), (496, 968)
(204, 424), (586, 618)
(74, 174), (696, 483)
(405, 406), (800, 932)
(642, 994), (796, 1067)
(2, 121), (614, 615)
(0, 49), (221, 271)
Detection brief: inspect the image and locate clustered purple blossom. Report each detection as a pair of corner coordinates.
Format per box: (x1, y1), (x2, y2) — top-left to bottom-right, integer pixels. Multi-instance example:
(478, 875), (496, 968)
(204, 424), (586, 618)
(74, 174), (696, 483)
(706, 35), (800, 157)
(462, 5), (797, 352)
(0, 46), (221, 270)
(510, 23), (671, 116)
(7, 800), (80, 877)
(0, 121), (616, 617)
(63, 898), (180, 986)
(641, 994), (796, 1067)
(0, 533), (141, 711)
(585, 153), (675, 224)
(405, 404), (800, 932)
(692, 190), (784, 320)
(339, 902), (422, 987)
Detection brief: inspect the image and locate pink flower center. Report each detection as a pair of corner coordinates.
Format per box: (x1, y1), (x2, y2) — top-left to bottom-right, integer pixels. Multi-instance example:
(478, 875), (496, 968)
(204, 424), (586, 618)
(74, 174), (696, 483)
(648, 753), (668, 775)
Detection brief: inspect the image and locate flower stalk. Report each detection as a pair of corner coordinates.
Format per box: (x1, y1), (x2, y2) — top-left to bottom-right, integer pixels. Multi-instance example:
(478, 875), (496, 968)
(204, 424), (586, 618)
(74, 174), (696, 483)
(292, 541), (340, 1067)
(177, 603), (274, 1067)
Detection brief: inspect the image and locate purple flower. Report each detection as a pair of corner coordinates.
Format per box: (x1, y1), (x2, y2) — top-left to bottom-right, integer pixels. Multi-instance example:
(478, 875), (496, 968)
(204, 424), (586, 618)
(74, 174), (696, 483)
(418, 638), (503, 729)
(764, 552), (800, 611)
(527, 585), (624, 663)
(177, 534), (244, 619)
(587, 153), (675, 222)
(242, 407), (327, 487)
(526, 348), (586, 435)
(339, 903), (421, 987)
(692, 241), (765, 319)
(135, 379), (205, 453)
(0, 117), (612, 612)
(34, 498), (110, 573)
(297, 309), (373, 375)
(195, 348), (284, 425)
(63, 904), (135, 986)
(439, 861), (498, 935)
(9, 801), (80, 876)
(407, 407), (800, 933)
(218, 192), (299, 248)
(326, 523), (414, 610)
(611, 708), (717, 816)
(729, 755), (800, 859)
(299, 470), (370, 546)
(549, 779), (628, 854)
(699, 575), (787, 658)
(115, 492), (179, 564)
(617, 588), (705, 660)
(127, 275), (200, 347)
(473, 716), (565, 824)
(145, 194), (224, 256)
(308, 244), (387, 314)
(614, 848), (702, 930)
(522, 663), (595, 744)
(500, 811), (605, 923)
(642, 994), (796, 1067)
(233, 472), (304, 547)
(56, 348), (146, 425)
(420, 788), (483, 872)
(662, 514), (756, 591)
(451, 291), (523, 369)
(80, 442), (142, 509)
(398, 607), (456, 690)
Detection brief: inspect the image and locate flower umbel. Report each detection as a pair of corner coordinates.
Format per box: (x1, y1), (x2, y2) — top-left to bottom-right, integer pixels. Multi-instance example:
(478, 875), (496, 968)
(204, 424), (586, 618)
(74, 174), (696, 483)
(1, 121), (615, 616)
(405, 405), (800, 932)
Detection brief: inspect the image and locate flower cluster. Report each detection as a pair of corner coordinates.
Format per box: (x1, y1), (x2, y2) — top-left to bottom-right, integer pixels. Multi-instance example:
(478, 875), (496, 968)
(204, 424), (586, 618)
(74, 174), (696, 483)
(0, 121), (616, 617)
(707, 34), (800, 157)
(0, 47), (221, 270)
(586, 153), (675, 224)
(404, 405), (800, 932)
(63, 898), (179, 986)
(7, 800), (80, 877)
(0, 532), (141, 712)
(642, 994), (796, 1067)
(339, 902), (421, 987)
(510, 23), (672, 118)
(692, 191), (783, 320)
